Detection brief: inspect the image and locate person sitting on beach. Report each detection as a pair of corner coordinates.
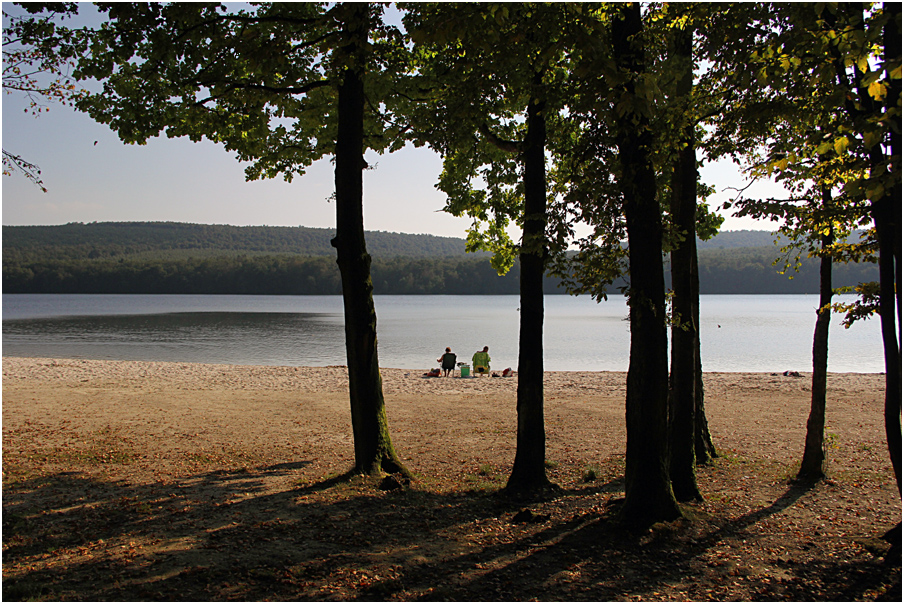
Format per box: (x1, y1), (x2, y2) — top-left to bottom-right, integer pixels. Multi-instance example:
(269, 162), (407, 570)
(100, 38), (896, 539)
(437, 347), (457, 377)
(472, 346), (491, 376)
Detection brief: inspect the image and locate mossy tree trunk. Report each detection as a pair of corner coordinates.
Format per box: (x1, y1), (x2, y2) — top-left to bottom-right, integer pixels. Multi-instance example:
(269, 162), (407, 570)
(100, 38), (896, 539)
(879, 0), (902, 496)
(331, 5), (408, 477)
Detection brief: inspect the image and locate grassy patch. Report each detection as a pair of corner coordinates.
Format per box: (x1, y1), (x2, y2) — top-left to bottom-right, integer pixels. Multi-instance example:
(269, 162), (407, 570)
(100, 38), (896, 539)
(582, 464), (602, 482)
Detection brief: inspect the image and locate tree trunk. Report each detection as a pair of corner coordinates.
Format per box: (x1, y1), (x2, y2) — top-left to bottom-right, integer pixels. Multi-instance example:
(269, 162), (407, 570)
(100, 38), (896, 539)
(881, 0), (902, 496)
(614, 3), (681, 527)
(798, 228), (834, 482)
(331, 4), (408, 477)
(873, 193), (902, 494)
(506, 93), (553, 492)
(694, 344), (718, 463)
(832, 1), (901, 495)
(667, 17), (703, 502)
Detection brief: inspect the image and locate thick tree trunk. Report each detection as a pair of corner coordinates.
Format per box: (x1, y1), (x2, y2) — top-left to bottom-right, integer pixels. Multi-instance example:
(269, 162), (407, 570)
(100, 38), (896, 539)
(694, 346), (718, 463)
(507, 94), (553, 492)
(667, 18), (703, 502)
(873, 194), (902, 494)
(798, 229), (834, 482)
(881, 0), (902, 495)
(331, 5), (408, 477)
(832, 1), (901, 495)
(614, 3), (681, 527)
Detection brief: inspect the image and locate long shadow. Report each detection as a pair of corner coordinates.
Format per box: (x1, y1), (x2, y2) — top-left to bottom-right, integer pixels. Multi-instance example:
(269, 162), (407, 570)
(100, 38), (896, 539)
(3, 463), (898, 601)
(734, 478), (813, 525)
(376, 477), (897, 601)
(2, 461), (536, 600)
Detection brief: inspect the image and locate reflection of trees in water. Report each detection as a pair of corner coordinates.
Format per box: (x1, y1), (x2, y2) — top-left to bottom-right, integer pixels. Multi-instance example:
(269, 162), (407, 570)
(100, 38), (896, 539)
(1, 312), (346, 365)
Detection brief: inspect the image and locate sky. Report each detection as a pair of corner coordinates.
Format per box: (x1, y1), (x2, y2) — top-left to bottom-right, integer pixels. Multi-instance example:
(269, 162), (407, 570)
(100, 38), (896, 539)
(1, 5), (785, 239)
(1, 92), (784, 239)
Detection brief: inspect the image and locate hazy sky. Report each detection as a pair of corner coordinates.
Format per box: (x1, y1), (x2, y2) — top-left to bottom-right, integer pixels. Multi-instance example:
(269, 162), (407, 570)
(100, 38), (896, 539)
(1, 7), (784, 239)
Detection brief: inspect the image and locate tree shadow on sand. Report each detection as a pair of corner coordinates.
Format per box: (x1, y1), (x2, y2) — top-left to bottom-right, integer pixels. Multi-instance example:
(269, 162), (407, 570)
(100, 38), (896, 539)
(2, 466), (899, 601)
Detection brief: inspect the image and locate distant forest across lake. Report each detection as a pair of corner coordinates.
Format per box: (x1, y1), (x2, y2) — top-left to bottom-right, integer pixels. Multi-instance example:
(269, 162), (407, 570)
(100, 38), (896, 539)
(2, 222), (878, 295)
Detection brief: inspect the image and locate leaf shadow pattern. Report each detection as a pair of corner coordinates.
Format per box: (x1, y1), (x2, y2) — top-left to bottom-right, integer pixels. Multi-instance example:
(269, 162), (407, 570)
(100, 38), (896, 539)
(3, 460), (534, 600)
(2, 464), (900, 601)
(380, 480), (899, 601)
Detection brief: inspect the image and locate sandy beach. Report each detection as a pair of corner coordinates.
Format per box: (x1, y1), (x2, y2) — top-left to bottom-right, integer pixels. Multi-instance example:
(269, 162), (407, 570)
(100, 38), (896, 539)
(1, 357), (893, 483)
(3, 357), (900, 600)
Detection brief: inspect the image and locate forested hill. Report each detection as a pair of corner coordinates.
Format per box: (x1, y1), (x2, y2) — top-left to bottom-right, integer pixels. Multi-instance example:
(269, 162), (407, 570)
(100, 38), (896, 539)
(2, 222), (877, 295)
(3, 221), (795, 261)
(2, 222), (469, 261)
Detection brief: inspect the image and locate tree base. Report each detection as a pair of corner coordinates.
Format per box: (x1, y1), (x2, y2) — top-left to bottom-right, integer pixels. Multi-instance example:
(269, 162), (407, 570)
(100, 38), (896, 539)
(501, 479), (561, 500)
(617, 499), (683, 532)
(353, 456), (412, 479)
(673, 485), (704, 503)
(793, 470), (826, 487)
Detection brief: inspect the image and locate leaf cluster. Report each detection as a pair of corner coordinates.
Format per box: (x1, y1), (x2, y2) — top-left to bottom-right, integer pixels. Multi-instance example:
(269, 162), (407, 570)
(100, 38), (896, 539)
(75, 3), (409, 183)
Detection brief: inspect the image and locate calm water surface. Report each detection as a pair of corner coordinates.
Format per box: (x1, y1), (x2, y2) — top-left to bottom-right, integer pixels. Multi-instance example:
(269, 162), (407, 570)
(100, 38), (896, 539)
(1, 293), (884, 372)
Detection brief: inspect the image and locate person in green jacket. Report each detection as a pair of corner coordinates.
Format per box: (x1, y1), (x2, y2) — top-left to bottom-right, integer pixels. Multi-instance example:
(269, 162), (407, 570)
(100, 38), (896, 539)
(472, 346), (491, 376)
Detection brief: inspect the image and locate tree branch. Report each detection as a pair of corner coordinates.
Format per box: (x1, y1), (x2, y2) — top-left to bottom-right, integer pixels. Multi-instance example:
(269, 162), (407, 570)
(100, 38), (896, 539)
(194, 78), (331, 105)
(479, 123), (521, 154)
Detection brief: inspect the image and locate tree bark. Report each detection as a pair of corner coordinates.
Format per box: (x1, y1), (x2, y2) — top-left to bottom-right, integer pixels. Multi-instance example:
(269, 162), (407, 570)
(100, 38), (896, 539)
(798, 227), (834, 482)
(506, 93), (553, 492)
(331, 4), (408, 477)
(667, 17), (703, 502)
(694, 345), (718, 463)
(614, 3), (681, 527)
(831, 1), (901, 495)
(880, 0), (902, 495)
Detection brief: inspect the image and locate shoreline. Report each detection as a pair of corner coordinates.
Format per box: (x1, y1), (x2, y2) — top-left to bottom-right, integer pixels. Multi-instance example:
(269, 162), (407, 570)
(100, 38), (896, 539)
(0, 354), (887, 376)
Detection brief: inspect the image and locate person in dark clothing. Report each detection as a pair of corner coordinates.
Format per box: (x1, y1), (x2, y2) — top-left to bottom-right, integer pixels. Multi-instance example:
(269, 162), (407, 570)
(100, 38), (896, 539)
(437, 347), (457, 377)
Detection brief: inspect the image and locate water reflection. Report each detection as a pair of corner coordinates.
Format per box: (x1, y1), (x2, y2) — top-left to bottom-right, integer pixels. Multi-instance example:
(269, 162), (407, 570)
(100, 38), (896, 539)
(1, 294), (885, 372)
(2, 312), (347, 366)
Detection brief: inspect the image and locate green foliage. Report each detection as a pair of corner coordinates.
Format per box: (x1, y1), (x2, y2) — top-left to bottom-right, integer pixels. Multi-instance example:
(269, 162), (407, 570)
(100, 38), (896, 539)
(402, 3), (584, 272)
(700, 2), (899, 326)
(76, 3), (408, 180)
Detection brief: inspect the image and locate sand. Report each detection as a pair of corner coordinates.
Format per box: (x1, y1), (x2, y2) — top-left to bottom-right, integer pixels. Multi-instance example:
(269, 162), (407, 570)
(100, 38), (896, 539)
(1, 356), (892, 486)
(2, 356), (900, 601)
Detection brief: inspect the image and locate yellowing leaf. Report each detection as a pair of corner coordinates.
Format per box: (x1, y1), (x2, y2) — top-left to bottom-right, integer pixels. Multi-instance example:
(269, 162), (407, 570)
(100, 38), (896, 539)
(834, 136), (849, 156)
(867, 80), (887, 101)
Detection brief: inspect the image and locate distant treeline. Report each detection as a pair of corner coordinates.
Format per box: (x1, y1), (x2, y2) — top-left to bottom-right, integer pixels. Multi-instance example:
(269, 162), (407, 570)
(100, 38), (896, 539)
(2, 222), (878, 295)
(2, 249), (878, 295)
(2, 221), (469, 262)
(2, 255), (534, 295)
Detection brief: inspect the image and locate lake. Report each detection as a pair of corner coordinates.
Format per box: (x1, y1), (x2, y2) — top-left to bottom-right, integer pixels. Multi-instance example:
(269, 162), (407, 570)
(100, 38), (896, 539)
(1, 293), (884, 373)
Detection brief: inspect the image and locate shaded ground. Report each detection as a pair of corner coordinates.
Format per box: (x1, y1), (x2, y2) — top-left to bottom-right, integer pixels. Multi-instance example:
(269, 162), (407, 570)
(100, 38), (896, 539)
(2, 359), (901, 600)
